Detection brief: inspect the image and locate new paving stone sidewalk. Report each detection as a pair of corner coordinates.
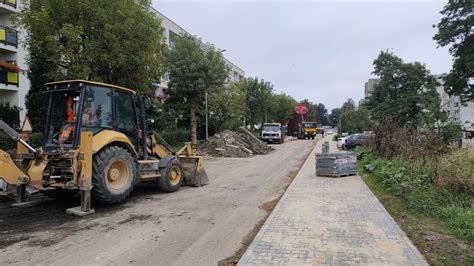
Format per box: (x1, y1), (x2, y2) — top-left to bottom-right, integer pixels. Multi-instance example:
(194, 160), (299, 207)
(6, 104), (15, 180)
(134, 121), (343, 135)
(239, 136), (427, 265)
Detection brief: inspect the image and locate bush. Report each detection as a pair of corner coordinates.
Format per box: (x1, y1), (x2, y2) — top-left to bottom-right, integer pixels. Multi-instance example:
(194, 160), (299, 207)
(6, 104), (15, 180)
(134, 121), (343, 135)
(370, 119), (447, 160)
(0, 104), (19, 127)
(0, 131), (16, 150)
(366, 158), (416, 197)
(436, 149), (474, 195)
(29, 133), (43, 148)
(159, 127), (191, 147)
(0, 132), (44, 151)
(360, 148), (474, 242)
(437, 206), (474, 242)
(440, 122), (462, 145)
(332, 133), (339, 141)
(355, 146), (372, 160)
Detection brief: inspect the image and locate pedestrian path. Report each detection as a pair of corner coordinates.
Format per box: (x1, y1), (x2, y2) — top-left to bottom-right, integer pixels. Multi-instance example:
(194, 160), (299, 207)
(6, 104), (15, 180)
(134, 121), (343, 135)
(239, 136), (427, 265)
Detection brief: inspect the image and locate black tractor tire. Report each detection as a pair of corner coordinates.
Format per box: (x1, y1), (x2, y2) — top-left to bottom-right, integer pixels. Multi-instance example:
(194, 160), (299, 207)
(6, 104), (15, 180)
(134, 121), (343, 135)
(92, 146), (136, 203)
(157, 158), (184, 192)
(43, 190), (78, 201)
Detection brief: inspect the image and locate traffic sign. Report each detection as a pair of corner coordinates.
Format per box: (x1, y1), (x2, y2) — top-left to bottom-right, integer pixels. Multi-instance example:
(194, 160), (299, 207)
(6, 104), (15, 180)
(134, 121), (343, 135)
(295, 104), (307, 115)
(21, 117), (33, 133)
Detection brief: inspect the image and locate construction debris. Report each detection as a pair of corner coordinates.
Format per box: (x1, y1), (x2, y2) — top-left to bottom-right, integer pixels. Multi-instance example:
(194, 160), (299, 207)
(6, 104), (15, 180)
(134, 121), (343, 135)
(199, 127), (273, 157)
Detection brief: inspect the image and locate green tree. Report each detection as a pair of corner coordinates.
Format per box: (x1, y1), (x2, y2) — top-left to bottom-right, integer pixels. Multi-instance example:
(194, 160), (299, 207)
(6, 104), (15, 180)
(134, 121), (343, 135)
(269, 93), (297, 123)
(23, 54), (53, 132)
(328, 108), (341, 127)
(14, 0), (164, 130)
(300, 99), (317, 122)
(208, 83), (246, 132)
(241, 77), (273, 129)
(366, 51), (439, 127)
(340, 107), (371, 134)
(341, 98), (356, 113)
(165, 34), (229, 144)
(315, 103), (329, 126)
(433, 0), (473, 102)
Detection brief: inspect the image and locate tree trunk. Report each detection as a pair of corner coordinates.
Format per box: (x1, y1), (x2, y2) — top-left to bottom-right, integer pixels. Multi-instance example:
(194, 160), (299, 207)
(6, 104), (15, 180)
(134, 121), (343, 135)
(190, 107), (198, 145)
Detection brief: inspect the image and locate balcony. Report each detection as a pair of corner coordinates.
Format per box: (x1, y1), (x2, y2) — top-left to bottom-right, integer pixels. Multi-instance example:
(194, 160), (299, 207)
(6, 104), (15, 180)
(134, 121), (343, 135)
(0, 26), (17, 51)
(0, 61), (19, 88)
(0, 0), (16, 13)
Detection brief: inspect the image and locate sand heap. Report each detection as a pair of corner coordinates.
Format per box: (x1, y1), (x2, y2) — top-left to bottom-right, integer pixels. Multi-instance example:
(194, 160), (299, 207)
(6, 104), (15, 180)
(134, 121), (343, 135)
(199, 127), (273, 157)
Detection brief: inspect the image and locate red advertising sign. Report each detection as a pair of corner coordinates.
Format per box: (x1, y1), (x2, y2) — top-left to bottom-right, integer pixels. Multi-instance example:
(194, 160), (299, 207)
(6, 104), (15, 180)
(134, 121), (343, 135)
(295, 104), (307, 115)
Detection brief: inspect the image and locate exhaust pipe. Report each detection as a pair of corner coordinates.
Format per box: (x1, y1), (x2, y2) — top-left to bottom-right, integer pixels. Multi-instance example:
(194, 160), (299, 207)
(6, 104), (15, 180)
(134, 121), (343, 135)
(0, 120), (36, 153)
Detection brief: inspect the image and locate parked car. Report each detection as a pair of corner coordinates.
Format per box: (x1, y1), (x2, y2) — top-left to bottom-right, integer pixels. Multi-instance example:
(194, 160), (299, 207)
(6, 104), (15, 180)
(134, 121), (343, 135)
(337, 137), (347, 149)
(343, 133), (371, 150)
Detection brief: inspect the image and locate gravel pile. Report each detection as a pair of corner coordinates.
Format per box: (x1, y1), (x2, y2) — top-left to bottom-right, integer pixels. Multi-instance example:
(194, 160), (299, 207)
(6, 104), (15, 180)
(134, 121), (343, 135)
(199, 127), (273, 157)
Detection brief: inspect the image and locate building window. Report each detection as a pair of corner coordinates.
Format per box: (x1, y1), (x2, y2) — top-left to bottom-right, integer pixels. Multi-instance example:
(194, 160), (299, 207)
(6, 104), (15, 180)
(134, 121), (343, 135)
(169, 30), (178, 48)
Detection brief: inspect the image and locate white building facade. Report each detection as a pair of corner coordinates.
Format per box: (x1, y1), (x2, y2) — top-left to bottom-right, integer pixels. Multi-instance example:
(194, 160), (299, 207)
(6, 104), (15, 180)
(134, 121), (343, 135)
(434, 76), (462, 124)
(0, 0), (29, 122)
(152, 8), (245, 100)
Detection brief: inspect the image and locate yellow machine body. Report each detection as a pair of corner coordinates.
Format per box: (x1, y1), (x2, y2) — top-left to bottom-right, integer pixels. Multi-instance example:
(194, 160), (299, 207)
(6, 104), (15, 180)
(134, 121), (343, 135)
(0, 132), (94, 190)
(92, 130), (137, 156)
(0, 150), (27, 185)
(0, 80), (208, 215)
(0, 129), (206, 190)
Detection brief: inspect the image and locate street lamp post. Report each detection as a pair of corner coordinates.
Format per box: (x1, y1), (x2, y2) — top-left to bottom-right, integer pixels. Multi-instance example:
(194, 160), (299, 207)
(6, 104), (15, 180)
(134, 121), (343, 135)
(205, 91), (208, 141)
(338, 118), (342, 135)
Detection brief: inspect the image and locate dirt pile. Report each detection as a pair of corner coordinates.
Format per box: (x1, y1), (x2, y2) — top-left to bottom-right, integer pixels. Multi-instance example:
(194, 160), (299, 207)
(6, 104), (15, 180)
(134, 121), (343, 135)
(199, 127), (273, 157)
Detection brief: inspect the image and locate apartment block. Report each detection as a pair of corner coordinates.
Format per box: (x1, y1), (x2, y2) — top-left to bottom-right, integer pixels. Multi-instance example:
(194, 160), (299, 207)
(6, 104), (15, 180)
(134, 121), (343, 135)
(152, 8), (245, 100)
(364, 78), (379, 99)
(0, 0), (29, 122)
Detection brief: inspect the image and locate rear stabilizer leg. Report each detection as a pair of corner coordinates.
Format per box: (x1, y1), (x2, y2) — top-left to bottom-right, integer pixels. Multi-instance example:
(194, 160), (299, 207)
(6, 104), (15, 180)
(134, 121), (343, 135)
(66, 131), (95, 216)
(11, 184), (42, 208)
(66, 189), (95, 216)
(16, 184), (26, 203)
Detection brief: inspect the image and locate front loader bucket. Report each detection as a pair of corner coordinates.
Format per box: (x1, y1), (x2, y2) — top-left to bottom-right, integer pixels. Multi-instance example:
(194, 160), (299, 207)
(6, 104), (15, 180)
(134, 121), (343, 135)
(179, 156), (209, 187)
(189, 168), (209, 187)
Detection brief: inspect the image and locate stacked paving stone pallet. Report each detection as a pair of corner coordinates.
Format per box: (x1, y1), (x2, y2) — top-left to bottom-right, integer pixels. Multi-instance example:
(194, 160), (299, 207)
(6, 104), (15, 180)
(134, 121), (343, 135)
(315, 143), (357, 177)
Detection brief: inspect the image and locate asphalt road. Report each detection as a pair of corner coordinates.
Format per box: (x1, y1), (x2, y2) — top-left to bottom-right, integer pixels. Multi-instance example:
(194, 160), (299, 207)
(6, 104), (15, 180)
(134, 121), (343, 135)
(0, 138), (317, 265)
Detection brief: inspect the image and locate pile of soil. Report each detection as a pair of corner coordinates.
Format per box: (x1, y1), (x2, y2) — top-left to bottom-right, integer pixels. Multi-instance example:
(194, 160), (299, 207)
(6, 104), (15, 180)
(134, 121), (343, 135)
(199, 127), (273, 158)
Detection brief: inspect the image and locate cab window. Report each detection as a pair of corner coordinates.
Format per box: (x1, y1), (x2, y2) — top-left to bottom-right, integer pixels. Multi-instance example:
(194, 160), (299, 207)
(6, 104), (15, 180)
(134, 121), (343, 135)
(81, 86), (113, 130)
(115, 91), (137, 132)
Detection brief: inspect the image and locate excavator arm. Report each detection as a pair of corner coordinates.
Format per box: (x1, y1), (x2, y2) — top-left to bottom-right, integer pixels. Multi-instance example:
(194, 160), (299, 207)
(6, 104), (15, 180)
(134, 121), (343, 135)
(0, 120), (33, 186)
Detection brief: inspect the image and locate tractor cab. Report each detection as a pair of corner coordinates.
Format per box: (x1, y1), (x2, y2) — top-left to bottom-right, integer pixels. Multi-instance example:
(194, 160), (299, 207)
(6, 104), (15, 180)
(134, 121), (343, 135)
(43, 80), (141, 154)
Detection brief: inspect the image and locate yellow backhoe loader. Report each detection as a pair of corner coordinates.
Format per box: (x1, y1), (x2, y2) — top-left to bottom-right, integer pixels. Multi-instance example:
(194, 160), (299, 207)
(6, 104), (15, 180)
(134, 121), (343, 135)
(0, 80), (208, 216)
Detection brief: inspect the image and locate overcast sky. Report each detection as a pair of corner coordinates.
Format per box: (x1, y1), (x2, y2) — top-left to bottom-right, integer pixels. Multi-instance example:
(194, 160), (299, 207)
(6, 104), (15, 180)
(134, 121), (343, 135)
(151, 0), (451, 111)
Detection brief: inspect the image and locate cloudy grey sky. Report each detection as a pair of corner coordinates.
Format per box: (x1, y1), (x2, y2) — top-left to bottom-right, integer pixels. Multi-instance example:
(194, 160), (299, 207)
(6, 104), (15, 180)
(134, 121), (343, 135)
(151, 0), (451, 111)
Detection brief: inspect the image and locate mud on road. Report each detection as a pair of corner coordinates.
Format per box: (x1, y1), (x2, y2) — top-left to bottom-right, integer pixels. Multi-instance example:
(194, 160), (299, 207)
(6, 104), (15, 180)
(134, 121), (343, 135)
(0, 138), (317, 265)
(0, 184), (161, 250)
